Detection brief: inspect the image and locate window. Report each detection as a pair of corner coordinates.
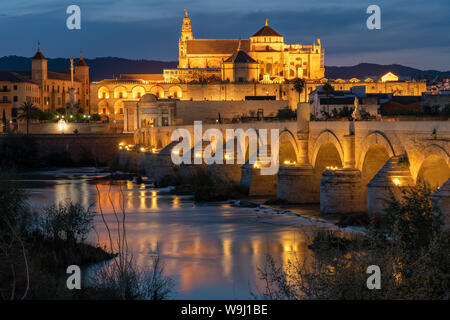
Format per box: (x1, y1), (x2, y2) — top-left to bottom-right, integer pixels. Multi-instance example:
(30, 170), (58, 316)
(13, 96), (18, 102)
(13, 85), (17, 90)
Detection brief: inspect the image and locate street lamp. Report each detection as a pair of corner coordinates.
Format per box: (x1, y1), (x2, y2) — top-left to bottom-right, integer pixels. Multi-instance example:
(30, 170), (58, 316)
(58, 119), (67, 134)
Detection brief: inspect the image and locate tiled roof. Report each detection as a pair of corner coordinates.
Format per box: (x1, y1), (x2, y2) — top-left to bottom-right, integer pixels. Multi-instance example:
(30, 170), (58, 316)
(252, 25), (282, 37)
(120, 74), (164, 81)
(76, 57), (88, 67)
(0, 71), (37, 84)
(186, 39), (250, 55)
(224, 50), (257, 63)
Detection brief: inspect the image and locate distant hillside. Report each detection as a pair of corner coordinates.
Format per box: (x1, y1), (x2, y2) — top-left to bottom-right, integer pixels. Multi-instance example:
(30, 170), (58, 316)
(1, 56), (448, 82)
(325, 63), (450, 80)
(0, 56), (178, 81)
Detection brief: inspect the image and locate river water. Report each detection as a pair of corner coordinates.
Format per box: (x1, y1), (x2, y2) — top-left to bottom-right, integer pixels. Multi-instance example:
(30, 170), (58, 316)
(18, 168), (331, 299)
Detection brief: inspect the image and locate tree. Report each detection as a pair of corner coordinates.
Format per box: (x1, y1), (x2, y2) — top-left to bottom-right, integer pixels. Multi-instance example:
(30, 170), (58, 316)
(293, 78), (306, 102)
(322, 82), (334, 116)
(17, 101), (41, 135)
(2, 109), (6, 133)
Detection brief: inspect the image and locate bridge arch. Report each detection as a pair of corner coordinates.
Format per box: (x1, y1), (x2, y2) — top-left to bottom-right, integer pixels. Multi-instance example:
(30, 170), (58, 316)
(357, 131), (396, 170)
(311, 129), (344, 167)
(279, 129), (299, 164)
(415, 144), (450, 188)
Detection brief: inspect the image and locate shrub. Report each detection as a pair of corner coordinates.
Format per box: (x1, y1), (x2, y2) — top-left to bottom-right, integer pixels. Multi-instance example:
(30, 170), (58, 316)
(41, 201), (94, 243)
(254, 182), (450, 300)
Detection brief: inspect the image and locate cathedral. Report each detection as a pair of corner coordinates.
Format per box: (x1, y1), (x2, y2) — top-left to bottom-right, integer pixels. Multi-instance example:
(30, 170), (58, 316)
(171, 10), (325, 83)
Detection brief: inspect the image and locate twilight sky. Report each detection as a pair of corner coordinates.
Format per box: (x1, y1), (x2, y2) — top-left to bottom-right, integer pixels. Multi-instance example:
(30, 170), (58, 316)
(0, 0), (449, 70)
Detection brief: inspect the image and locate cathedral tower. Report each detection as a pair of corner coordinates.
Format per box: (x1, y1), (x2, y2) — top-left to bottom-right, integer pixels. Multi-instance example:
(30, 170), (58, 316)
(178, 9), (194, 68)
(31, 42), (47, 83)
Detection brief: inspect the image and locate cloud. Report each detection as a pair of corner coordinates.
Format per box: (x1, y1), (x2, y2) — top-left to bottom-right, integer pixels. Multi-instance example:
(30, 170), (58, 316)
(0, 0), (449, 70)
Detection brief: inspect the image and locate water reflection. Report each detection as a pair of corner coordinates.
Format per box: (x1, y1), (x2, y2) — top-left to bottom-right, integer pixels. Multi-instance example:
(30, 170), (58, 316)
(24, 177), (320, 299)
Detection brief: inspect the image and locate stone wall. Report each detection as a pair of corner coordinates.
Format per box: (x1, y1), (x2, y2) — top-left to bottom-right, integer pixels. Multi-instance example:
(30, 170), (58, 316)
(174, 100), (289, 125)
(0, 133), (134, 166)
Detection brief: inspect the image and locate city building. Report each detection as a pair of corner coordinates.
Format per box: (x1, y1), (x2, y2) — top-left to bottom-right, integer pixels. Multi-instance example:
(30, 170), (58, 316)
(0, 44), (90, 120)
(89, 10), (427, 127)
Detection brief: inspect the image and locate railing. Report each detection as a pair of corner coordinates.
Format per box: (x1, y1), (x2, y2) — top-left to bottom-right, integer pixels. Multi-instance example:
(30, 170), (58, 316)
(0, 88), (10, 92)
(0, 100), (11, 104)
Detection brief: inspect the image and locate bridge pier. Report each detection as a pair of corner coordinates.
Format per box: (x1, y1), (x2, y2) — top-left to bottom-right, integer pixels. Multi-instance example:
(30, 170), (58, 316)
(118, 150), (138, 172)
(432, 178), (450, 230)
(153, 142), (179, 186)
(367, 156), (415, 216)
(144, 152), (157, 178)
(137, 151), (146, 175)
(320, 168), (364, 214)
(207, 163), (242, 184)
(277, 164), (319, 203)
(241, 163), (277, 197)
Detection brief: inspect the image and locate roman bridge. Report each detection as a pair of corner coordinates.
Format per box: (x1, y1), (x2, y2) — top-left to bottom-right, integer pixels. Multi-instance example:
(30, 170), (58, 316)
(126, 116), (450, 219)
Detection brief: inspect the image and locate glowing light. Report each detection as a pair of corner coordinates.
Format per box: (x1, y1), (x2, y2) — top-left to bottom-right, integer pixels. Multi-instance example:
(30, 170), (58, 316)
(151, 148), (157, 153)
(194, 151), (202, 158)
(224, 154), (231, 160)
(140, 147), (146, 152)
(57, 119), (67, 133)
(392, 178), (401, 186)
(253, 161), (260, 169)
(326, 166), (339, 170)
(172, 149), (181, 156)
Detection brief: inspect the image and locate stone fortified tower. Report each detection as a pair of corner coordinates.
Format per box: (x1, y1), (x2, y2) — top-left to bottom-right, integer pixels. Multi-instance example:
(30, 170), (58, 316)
(31, 42), (47, 84)
(75, 51), (90, 112)
(178, 9), (194, 68)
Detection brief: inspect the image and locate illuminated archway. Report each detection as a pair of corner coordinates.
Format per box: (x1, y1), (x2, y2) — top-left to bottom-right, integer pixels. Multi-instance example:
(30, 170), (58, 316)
(98, 100), (109, 115)
(357, 131), (396, 170)
(150, 86), (165, 99)
(113, 100), (124, 116)
(417, 155), (450, 189)
(169, 86), (182, 99)
(312, 142), (343, 198)
(131, 86), (146, 99)
(311, 130), (344, 167)
(113, 86), (128, 99)
(97, 86), (110, 99)
(279, 130), (298, 165)
(361, 144), (391, 188)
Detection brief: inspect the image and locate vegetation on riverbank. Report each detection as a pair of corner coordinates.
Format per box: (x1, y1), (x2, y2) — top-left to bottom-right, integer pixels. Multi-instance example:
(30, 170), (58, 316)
(0, 173), (174, 300)
(255, 181), (449, 300)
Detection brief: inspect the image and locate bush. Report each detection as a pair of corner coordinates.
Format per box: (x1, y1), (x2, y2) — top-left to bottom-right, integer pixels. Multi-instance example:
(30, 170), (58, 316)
(255, 182), (450, 299)
(41, 201), (94, 243)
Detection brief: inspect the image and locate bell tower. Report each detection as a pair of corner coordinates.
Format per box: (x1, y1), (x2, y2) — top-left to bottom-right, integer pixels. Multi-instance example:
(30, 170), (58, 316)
(178, 9), (193, 68)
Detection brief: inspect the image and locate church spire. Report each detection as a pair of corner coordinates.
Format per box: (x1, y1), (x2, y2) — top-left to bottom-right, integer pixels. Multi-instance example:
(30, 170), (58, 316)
(265, 18), (268, 26)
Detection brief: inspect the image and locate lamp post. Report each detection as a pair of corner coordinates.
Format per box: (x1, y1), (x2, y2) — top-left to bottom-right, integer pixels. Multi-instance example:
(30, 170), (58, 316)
(58, 119), (66, 134)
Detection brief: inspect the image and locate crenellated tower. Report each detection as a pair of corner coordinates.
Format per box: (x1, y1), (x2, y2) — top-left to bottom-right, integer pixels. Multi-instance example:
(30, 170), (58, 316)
(178, 9), (193, 68)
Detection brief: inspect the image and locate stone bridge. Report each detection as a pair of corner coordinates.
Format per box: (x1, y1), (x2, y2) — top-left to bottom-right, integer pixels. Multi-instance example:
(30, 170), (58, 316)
(128, 111), (449, 220)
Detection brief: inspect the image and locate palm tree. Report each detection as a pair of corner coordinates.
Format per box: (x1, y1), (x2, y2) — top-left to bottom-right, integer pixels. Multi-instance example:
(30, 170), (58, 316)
(293, 78), (306, 102)
(17, 101), (41, 134)
(322, 82), (334, 117)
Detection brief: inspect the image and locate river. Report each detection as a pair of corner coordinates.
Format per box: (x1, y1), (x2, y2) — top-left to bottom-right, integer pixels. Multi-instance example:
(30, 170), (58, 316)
(17, 168), (332, 299)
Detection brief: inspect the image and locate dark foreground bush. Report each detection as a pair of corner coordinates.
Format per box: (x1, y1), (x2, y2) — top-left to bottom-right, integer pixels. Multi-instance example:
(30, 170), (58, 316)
(255, 182), (449, 300)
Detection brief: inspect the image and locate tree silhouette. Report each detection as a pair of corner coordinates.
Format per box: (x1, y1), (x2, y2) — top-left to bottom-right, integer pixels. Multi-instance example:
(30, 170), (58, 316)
(17, 101), (41, 134)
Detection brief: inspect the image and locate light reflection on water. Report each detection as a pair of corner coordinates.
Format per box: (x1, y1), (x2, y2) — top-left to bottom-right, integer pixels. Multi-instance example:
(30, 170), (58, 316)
(22, 178), (322, 299)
